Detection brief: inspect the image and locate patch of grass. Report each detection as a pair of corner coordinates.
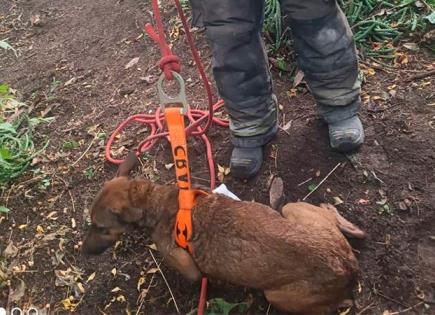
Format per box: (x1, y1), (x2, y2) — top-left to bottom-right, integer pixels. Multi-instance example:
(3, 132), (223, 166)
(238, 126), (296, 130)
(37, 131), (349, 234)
(0, 83), (49, 184)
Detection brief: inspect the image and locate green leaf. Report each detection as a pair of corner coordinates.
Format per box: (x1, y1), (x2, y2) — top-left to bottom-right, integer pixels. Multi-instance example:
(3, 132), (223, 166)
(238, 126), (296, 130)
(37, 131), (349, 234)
(308, 183), (317, 192)
(0, 83), (9, 94)
(187, 298), (247, 315)
(425, 12), (435, 24)
(0, 206), (10, 213)
(0, 147), (10, 159)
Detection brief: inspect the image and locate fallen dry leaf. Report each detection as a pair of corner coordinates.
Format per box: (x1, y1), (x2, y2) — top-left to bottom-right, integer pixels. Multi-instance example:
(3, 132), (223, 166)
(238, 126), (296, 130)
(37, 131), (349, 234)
(125, 57), (139, 69)
(3, 241), (19, 258)
(9, 279), (26, 302)
(165, 163), (174, 170)
(137, 276), (145, 291)
(217, 164), (230, 182)
(36, 225), (45, 235)
(333, 196), (344, 206)
(357, 199), (370, 205)
(339, 307), (351, 315)
(86, 272), (96, 283)
(77, 282), (85, 293)
(282, 120), (292, 132)
(293, 70), (305, 87)
(147, 243), (157, 251)
(111, 268), (117, 277)
(147, 268), (159, 274)
(61, 297), (79, 311)
(111, 287), (122, 293)
(116, 295), (126, 303)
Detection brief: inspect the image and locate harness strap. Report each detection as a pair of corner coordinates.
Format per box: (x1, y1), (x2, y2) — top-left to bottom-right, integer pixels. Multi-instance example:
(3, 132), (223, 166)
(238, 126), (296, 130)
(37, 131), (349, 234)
(165, 107), (207, 253)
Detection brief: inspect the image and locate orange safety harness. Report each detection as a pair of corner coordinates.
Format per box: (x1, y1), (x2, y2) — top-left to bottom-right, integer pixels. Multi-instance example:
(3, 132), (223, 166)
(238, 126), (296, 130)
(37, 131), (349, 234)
(164, 108), (208, 253)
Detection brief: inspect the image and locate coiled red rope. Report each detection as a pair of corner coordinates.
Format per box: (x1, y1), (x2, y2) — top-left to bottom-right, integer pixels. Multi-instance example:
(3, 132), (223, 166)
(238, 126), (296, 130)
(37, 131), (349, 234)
(105, 0), (228, 314)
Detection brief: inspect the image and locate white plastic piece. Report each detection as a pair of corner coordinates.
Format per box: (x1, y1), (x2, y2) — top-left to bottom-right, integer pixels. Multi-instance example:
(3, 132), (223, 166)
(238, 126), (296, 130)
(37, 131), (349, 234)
(212, 184), (241, 201)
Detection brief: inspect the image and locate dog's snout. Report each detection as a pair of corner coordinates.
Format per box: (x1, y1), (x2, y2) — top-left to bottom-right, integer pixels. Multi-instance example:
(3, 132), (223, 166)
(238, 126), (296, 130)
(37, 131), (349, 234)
(81, 226), (117, 256)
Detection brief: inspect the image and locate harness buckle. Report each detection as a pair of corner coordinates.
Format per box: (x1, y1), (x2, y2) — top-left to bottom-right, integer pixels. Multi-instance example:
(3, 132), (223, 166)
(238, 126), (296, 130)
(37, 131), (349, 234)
(157, 71), (188, 115)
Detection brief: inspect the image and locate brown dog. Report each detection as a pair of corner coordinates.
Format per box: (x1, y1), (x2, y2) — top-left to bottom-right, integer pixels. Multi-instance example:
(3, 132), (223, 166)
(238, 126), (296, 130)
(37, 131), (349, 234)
(82, 153), (365, 314)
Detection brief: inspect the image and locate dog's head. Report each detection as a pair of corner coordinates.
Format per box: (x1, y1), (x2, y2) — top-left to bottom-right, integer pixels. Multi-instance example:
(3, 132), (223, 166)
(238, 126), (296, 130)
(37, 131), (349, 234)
(82, 152), (152, 255)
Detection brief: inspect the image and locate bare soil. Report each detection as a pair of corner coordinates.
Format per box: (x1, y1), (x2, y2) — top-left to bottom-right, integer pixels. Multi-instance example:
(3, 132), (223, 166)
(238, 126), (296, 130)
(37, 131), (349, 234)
(1, 0), (434, 314)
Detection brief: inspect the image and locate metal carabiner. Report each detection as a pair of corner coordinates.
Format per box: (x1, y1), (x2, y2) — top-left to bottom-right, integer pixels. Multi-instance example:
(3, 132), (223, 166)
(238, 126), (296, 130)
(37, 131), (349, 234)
(157, 71), (188, 114)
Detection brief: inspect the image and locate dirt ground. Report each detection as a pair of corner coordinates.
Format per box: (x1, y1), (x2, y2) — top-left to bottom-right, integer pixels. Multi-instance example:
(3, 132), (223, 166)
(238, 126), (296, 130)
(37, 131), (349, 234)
(1, 0), (434, 314)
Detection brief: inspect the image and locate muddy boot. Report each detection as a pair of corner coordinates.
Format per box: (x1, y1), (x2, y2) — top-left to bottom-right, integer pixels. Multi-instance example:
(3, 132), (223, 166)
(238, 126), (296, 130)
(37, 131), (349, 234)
(283, 3), (364, 151)
(229, 122), (277, 179)
(329, 115), (364, 152)
(230, 146), (263, 179)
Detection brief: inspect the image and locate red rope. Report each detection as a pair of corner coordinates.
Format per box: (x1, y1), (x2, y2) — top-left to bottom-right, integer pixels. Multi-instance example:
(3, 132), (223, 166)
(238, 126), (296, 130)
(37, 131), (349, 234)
(105, 1), (228, 314)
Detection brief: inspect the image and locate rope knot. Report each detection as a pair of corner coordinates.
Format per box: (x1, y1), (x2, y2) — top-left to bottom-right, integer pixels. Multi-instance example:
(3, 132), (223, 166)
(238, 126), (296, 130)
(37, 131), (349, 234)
(160, 55), (181, 80)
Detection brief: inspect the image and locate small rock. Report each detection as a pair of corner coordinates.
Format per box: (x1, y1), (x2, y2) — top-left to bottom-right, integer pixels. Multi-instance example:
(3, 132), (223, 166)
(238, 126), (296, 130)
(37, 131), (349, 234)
(269, 177), (285, 211)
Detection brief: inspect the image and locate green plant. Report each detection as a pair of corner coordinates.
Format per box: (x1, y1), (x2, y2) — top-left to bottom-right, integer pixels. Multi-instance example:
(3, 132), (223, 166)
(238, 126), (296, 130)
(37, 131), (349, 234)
(0, 83), (49, 183)
(261, 0), (435, 60)
(50, 77), (61, 93)
(187, 298), (247, 315)
(0, 206), (10, 213)
(377, 199), (394, 215)
(84, 166), (95, 180)
(63, 140), (80, 150)
(32, 168), (51, 190)
(338, 0), (434, 59)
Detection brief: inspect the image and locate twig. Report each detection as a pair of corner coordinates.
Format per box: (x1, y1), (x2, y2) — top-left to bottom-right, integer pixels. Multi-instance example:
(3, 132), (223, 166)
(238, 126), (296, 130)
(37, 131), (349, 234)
(266, 303), (271, 315)
(302, 163), (341, 201)
(135, 261), (161, 315)
(375, 291), (410, 308)
(148, 249), (180, 314)
(405, 69), (435, 82)
(355, 302), (375, 315)
(71, 137), (96, 167)
(191, 176), (211, 183)
(54, 175), (76, 212)
(389, 301), (424, 315)
(297, 177), (313, 187)
(371, 170), (385, 185)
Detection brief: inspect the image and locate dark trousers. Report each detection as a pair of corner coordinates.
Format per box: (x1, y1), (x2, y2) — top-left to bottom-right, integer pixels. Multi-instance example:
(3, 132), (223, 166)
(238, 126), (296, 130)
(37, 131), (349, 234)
(189, 0), (361, 148)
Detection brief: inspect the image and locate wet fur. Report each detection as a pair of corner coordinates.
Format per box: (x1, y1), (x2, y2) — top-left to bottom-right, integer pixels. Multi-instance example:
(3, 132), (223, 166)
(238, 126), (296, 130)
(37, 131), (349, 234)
(83, 175), (364, 314)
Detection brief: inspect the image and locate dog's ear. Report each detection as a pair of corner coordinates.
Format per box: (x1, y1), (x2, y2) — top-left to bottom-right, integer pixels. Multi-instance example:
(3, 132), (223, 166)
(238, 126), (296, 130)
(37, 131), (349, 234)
(116, 151), (139, 177)
(105, 179), (152, 223)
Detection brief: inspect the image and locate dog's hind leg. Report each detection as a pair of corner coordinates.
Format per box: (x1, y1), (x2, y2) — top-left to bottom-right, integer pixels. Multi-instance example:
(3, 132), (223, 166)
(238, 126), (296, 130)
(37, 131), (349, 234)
(319, 203), (366, 239)
(282, 202), (365, 239)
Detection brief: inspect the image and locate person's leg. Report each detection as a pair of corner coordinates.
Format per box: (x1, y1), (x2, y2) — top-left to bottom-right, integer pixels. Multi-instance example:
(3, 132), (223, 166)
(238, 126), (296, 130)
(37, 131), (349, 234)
(281, 0), (364, 152)
(188, 0), (277, 179)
